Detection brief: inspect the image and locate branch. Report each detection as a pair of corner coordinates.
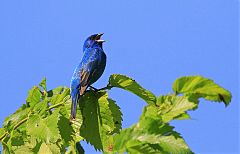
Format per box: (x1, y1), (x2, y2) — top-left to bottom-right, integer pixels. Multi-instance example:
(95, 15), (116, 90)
(0, 117), (28, 141)
(47, 102), (64, 111)
(13, 117), (28, 130)
(89, 84), (113, 92)
(0, 132), (7, 141)
(97, 85), (113, 91)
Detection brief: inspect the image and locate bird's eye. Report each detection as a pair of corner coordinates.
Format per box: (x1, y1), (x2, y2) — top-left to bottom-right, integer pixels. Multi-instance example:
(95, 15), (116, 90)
(90, 36), (94, 40)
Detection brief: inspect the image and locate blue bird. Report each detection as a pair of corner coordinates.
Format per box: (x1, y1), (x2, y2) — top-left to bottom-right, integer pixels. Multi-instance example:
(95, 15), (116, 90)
(70, 33), (106, 121)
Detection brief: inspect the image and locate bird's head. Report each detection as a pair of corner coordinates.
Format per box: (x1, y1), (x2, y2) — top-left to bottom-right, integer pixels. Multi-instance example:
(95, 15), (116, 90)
(83, 33), (105, 50)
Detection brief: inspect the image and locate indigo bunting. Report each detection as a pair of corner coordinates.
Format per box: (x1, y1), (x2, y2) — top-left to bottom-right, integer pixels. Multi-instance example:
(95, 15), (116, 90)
(70, 33), (106, 121)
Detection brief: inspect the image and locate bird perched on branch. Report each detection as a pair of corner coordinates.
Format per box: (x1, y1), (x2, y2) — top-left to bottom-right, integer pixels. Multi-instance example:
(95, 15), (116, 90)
(70, 33), (106, 121)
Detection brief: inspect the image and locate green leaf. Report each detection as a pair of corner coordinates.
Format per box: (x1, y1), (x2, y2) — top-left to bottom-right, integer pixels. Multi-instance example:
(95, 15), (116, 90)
(25, 137), (39, 152)
(157, 135), (193, 154)
(0, 74), (232, 154)
(126, 140), (164, 154)
(113, 125), (173, 154)
(174, 113), (191, 120)
(109, 74), (156, 104)
(10, 138), (36, 154)
(157, 95), (196, 123)
(47, 86), (64, 97)
(98, 93), (122, 135)
(79, 91), (122, 151)
(10, 130), (25, 146)
(76, 142), (85, 154)
(32, 99), (49, 116)
(50, 88), (70, 105)
(138, 107), (181, 138)
(126, 128), (190, 153)
(138, 95), (195, 124)
(113, 123), (192, 153)
(59, 97), (84, 144)
(173, 76), (232, 106)
(39, 77), (47, 92)
(66, 142), (85, 154)
(12, 145), (33, 154)
(0, 127), (5, 137)
(79, 92), (103, 150)
(138, 106), (193, 154)
(38, 142), (60, 154)
(107, 98), (122, 134)
(7, 135), (37, 153)
(58, 113), (74, 147)
(113, 102), (192, 153)
(113, 125), (135, 153)
(3, 104), (29, 130)
(26, 86), (42, 107)
(26, 110), (61, 143)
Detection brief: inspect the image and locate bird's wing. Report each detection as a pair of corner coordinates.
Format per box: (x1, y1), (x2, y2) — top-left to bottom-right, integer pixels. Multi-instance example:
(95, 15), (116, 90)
(79, 49), (100, 95)
(79, 70), (90, 95)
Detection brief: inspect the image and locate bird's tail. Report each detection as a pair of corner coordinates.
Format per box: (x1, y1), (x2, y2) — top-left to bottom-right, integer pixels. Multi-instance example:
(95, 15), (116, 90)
(70, 92), (79, 122)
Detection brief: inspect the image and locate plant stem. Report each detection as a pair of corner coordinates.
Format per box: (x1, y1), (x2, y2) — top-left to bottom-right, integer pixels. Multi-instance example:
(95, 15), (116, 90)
(47, 102), (64, 111)
(98, 85), (113, 91)
(13, 117), (28, 130)
(0, 132), (7, 141)
(89, 84), (113, 92)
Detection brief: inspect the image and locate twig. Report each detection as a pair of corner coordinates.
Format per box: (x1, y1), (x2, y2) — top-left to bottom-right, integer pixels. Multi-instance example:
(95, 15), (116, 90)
(89, 84), (113, 92)
(0, 132), (7, 141)
(47, 102), (64, 111)
(13, 117), (28, 130)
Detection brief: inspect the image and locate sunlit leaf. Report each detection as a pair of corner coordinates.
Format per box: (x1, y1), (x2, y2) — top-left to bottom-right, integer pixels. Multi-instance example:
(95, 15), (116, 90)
(0, 128), (5, 138)
(58, 113), (74, 147)
(13, 145), (33, 154)
(107, 98), (122, 134)
(0, 75), (231, 153)
(47, 86), (64, 97)
(113, 101), (193, 153)
(109, 74), (156, 104)
(157, 95), (196, 123)
(66, 141), (85, 154)
(10, 130), (25, 146)
(174, 113), (191, 120)
(32, 99), (49, 116)
(26, 110), (60, 143)
(38, 142), (60, 154)
(3, 104), (29, 130)
(80, 91), (122, 151)
(26, 86), (42, 107)
(50, 88), (70, 105)
(39, 77), (47, 92)
(157, 135), (193, 154)
(126, 140), (164, 154)
(113, 125), (135, 153)
(79, 92), (103, 150)
(173, 76), (232, 106)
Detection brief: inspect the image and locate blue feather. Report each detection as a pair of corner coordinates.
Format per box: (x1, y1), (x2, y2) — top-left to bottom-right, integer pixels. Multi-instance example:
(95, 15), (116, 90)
(70, 33), (106, 121)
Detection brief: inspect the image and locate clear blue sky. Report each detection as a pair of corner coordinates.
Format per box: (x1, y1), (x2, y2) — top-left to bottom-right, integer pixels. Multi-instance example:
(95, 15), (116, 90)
(0, 0), (238, 153)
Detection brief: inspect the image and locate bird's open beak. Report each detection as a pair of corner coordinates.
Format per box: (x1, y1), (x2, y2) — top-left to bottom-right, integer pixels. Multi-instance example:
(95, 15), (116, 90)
(96, 39), (106, 43)
(95, 33), (106, 43)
